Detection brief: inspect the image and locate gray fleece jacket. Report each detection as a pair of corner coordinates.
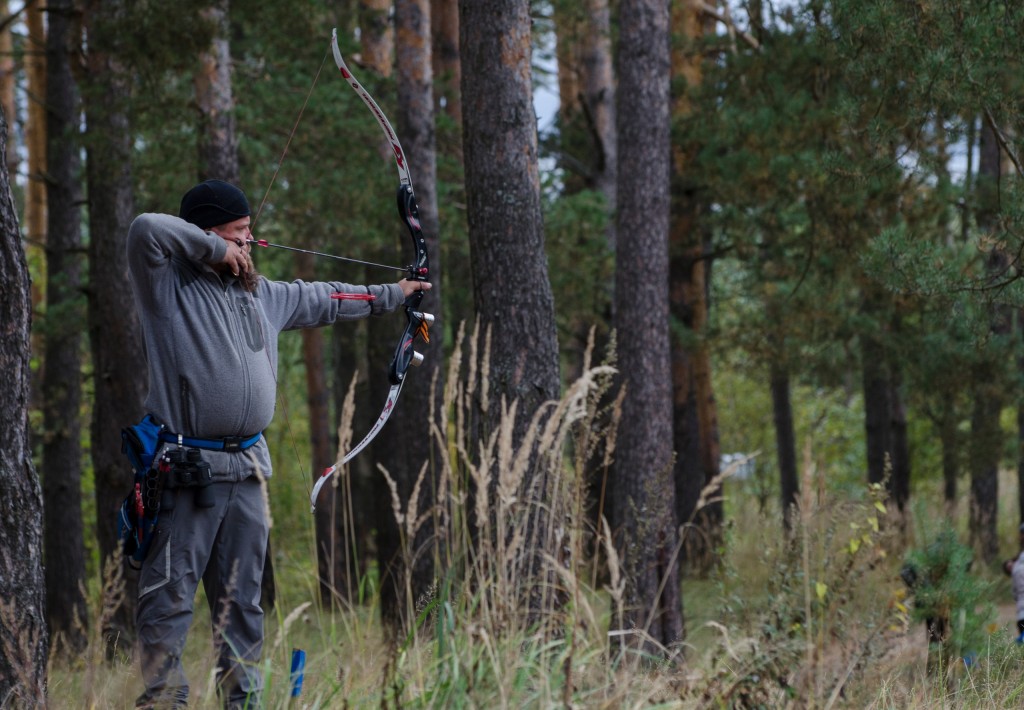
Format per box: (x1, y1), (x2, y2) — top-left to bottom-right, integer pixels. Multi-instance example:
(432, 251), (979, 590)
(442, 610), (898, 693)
(127, 212), (404, 481)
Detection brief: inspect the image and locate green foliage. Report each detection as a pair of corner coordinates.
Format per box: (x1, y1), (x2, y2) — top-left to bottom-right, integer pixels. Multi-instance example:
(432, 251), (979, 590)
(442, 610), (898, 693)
(715, 363), (869, 505)
(543, 188), (614, 368)
(902, 528), (996, 661)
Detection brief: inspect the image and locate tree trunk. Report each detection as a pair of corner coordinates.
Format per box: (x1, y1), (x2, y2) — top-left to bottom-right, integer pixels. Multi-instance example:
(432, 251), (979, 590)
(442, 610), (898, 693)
(83, 0), (148, 653)
(970, 382), (1001, 562)
(554, 0), (617, 383)
(861, 315), (891, 487)
(431, 0), (461, 126)
(672, 346), (704, 547)
(0, 2), (16, 175)
(459, 0), (562, 620)
(889, 370), (910, 515)
(356, 8), (405, 618)
(968, 119), (1005, 563)
(360, 0), (393, 77)
(0, 103), (49, 709)
(771, 361), (799, 532)
(42, 0), (88, 653)
(580, 0), (616, 235)
(670, 0), (721, 573)
(611, 0), (682, 658)
(195, 0), (239, 183)
(553, 0), (616, 226)
(293, 251), (344, 607)
(939, 405), (958, 518)
(371, 0), (444, 631)
(459, 0), (560, 440)
(23, 0), (47, 418)
(193, 0), (237, 185)
(24, 0), (47, 249)
(1019, 399), (1024, 526)
(554, 2), (581, 134)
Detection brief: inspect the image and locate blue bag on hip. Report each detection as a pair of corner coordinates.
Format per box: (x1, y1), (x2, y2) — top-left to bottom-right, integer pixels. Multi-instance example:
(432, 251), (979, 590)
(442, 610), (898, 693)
(117, 414), (165, 567)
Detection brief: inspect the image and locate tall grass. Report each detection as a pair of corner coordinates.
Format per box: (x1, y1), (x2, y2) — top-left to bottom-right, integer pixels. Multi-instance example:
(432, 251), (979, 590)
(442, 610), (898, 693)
(45, 327), (1024, 708)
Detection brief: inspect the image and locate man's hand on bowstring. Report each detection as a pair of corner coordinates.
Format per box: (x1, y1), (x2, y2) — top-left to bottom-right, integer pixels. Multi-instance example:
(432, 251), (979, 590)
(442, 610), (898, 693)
(209, 217), (253, 277)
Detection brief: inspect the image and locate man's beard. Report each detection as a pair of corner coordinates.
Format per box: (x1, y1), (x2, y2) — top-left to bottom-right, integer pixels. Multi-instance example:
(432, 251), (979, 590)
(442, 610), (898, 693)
(238, 253), (261, 292)
(219, 251), (260, 292)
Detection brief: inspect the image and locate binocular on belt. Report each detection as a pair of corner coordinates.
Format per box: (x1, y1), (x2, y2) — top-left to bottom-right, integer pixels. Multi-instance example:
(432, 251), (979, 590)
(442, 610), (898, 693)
(159, 446), (215, 510)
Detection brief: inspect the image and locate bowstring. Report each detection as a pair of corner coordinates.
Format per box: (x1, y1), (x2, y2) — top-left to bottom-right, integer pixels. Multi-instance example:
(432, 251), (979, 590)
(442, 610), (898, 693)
(251, 46), (331, 233)
(249, 43), (333, 502)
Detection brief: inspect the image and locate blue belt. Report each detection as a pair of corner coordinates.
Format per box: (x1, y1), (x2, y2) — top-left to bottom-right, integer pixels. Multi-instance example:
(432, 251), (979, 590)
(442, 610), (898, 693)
(159, 430), (262, 453)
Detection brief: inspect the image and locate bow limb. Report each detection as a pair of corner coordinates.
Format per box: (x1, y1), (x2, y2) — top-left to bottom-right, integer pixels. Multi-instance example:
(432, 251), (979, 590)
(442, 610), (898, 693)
(309, 381), (403, 512)
(332, 29), (413, 189)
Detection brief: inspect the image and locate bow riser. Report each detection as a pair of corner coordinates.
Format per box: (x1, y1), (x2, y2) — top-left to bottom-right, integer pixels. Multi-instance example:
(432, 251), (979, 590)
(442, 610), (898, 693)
(398, 184), (429, 279)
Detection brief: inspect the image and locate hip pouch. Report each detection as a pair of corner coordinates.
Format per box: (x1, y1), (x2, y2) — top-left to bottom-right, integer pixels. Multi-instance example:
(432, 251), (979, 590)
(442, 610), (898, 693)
(117, 414), (165, 568)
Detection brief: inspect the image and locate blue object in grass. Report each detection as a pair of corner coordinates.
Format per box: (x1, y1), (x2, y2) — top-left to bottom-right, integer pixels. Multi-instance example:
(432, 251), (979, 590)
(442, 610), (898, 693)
(290, 648), (306, 697)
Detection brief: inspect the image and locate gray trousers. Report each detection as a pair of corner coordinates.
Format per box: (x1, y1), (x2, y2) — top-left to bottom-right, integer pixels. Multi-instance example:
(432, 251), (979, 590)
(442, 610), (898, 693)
(135, 475), (268, 709)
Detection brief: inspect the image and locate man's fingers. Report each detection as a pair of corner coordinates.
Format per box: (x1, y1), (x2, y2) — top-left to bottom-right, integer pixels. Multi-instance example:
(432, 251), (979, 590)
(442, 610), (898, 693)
(235, 245), (249, 273)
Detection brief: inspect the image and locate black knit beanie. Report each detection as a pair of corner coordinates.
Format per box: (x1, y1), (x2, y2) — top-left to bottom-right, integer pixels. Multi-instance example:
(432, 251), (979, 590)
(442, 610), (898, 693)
(179, 179), (251, 229)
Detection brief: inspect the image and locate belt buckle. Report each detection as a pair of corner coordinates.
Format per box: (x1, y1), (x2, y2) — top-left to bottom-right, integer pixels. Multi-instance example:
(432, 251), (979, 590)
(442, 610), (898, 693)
(223, 436), (243, 452)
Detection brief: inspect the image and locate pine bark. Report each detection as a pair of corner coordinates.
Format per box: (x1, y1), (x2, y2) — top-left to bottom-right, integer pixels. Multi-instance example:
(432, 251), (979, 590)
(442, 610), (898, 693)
(83, 0), (148, 651)
(373, 0), (444, 630)
(42, 0), (88, 652)
(431, 0), (461, 126)
(611, 0), (683, 657)
(889, 365), (910, 514)
(295, 251), (348, 607)
(670, 0), (721, 571)
(195, 0), (239, 183)
(968, 118), (1004, 562)
(580, 0), (616, 241)
(459, 0), (560, 437)
(553, 0), (616, 217)
(0, 103), (48, 709)
(771, 362), (799, 531)
(24, 0), (47, 248)
(0, 2), (16, 175)
(459, 0), (561, 619)
(360, 0), (394, 77)
(24, 0), (46, 413)
(329, 321), (374, 604)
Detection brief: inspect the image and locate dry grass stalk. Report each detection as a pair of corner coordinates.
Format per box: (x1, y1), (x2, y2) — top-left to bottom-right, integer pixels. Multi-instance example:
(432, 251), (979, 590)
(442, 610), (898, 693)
(378, 465), (404, 528)
(479, 323), (491, 417)
(0, 596), (44, 707)
(324, 370), (363, 607)
(601, 515), (626, 658)
(80, 553), (129, 698)
(251, 454), (273, 533)
(203, 559), (241, 703)
(333, 371), (359, 474)
(269, 601), (313, 658)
